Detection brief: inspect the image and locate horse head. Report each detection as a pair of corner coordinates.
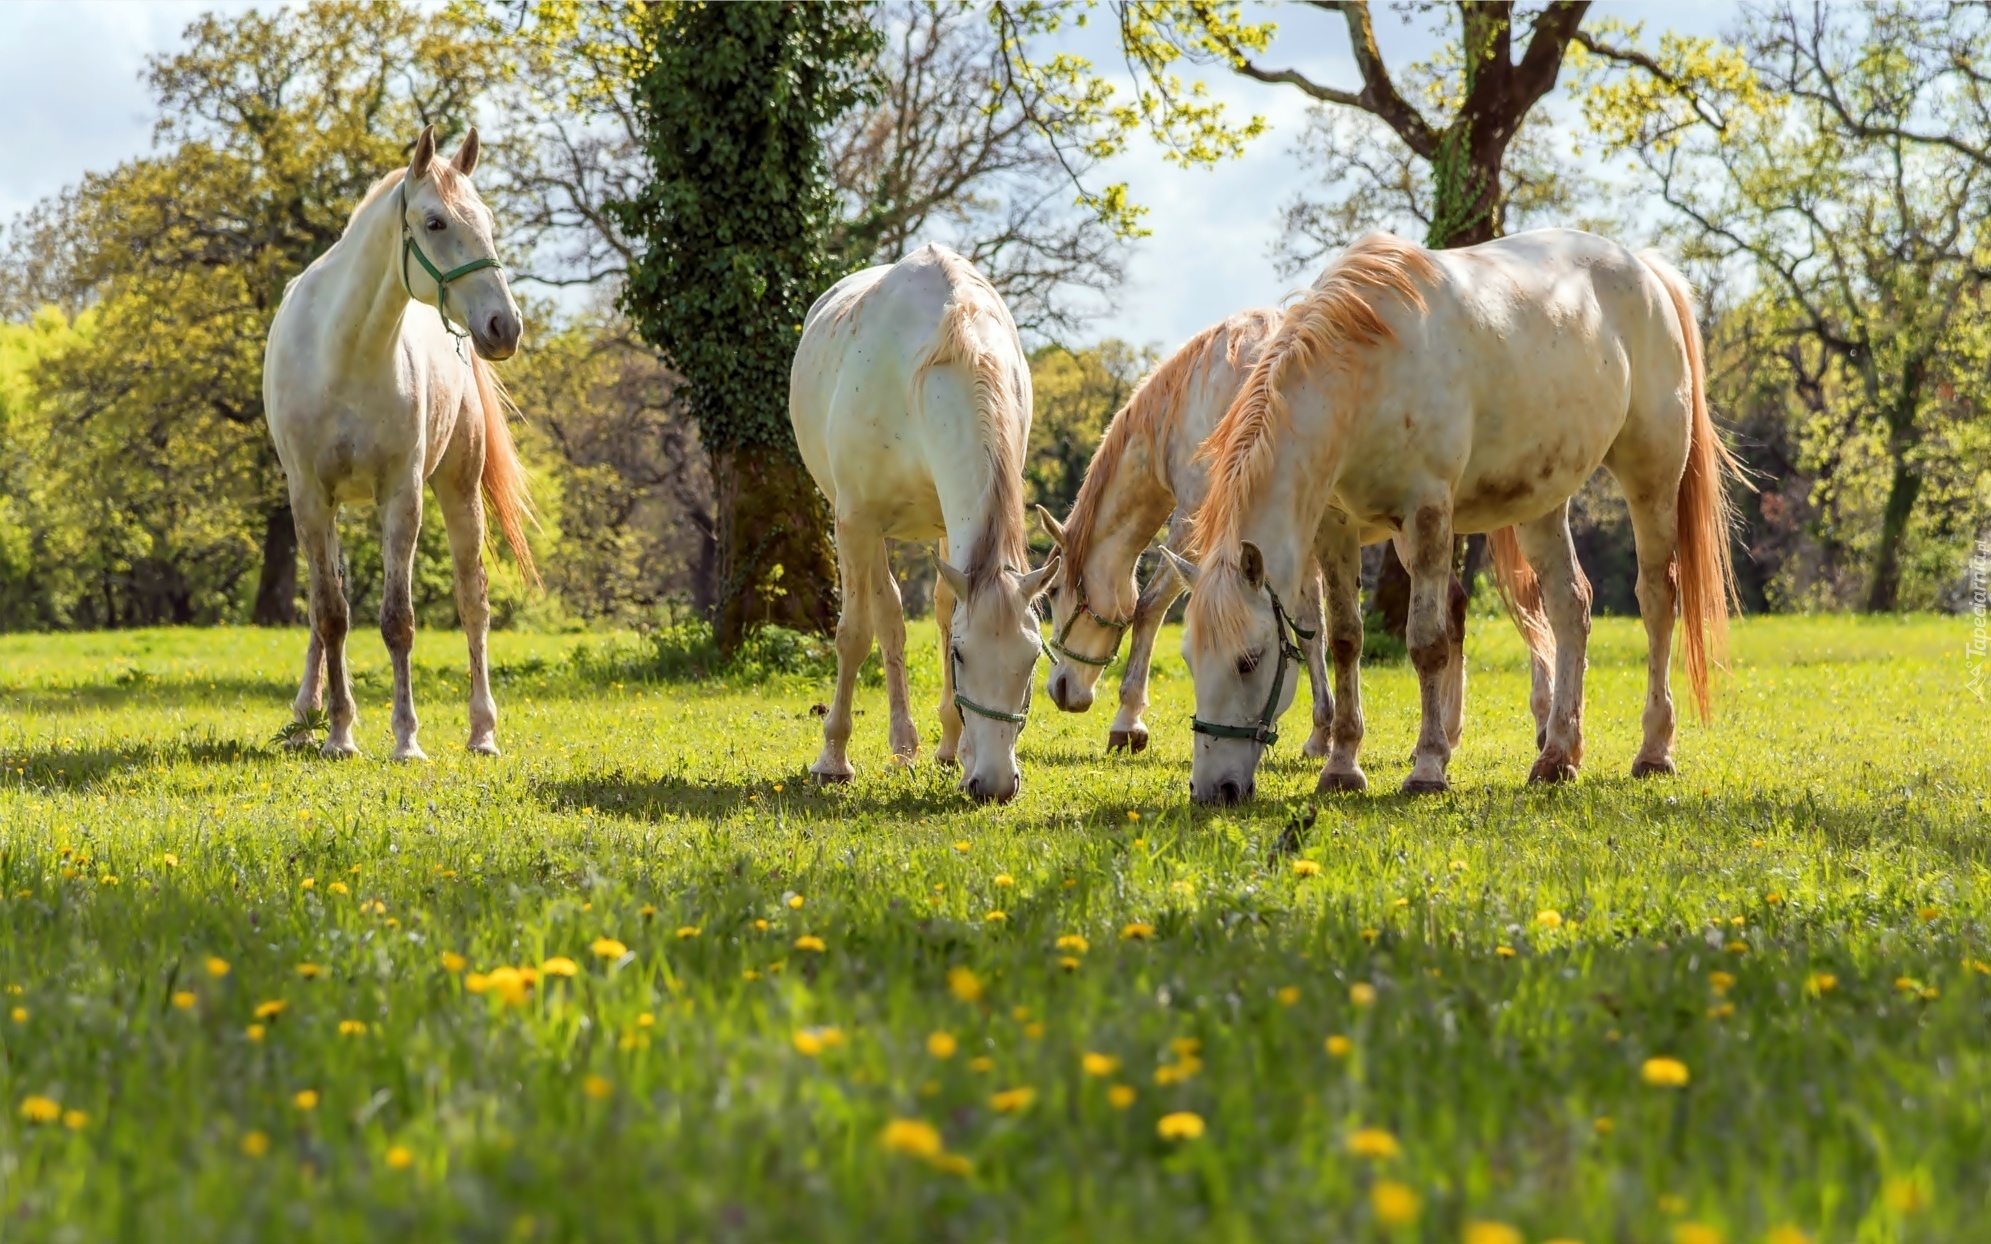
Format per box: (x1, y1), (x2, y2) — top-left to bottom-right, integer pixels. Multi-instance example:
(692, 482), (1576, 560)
(399, 124), (521, 361)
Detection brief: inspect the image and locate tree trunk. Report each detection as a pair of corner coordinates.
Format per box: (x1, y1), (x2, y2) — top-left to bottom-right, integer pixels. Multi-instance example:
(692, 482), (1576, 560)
(251, 502), (299, 625)
(711, 447), (839, 650)
(1865, 453), (1921, 613)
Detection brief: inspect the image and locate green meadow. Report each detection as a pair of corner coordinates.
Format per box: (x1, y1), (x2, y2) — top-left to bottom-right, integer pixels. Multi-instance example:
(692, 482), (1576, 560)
(0, 614), (1985, 1243)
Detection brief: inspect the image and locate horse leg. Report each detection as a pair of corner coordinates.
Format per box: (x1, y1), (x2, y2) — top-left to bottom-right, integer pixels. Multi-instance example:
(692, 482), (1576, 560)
(934, 538), (964, 767)
(1400, 503), (1457, 794)
(865, 538), (919, 765)
(1622, 479), (1682, 777)
(289, 492), (331, 747)
(296, 495), (359, 758)
(378, 476), (426, 762)
(1298, 558), (1335, 758)
(435, 467), (500, 755)
(1515, 504), (1591, 784)
(1108, 551), (1185, 754)
(1316, 521), (1367, 793)
(1440, 574), (1468, 750)
(811, 517), (876, 783)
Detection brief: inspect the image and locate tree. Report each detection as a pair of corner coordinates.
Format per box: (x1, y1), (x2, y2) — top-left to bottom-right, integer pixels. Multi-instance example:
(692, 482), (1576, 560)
(1577, 1), (1991, 610)
(612, 1), (881, 650)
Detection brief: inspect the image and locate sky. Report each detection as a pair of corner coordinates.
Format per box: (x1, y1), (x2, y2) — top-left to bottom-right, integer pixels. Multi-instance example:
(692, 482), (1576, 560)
(0, 0), (1739, 350)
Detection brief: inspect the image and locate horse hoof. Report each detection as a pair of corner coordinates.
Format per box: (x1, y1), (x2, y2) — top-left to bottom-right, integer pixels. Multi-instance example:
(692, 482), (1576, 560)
(467, 737), (501, 757)
(1301, 733), (1332, 759)
(390, 745), (430, 763)
(1317, 769), (1368, 794)
(320, 741), (360, 760)
(1107, 730), (1129, 753)
(1400, 776), (1450, 796)
(810, 766), (854, 786)
(1630, 756), (1676, 779)
(1128, 727), (1149, 754)
(1527, 755), (1579, 785)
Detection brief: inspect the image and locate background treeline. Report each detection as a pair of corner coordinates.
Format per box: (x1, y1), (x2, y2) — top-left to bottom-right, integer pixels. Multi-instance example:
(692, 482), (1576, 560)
(0, 0), (1985, 638)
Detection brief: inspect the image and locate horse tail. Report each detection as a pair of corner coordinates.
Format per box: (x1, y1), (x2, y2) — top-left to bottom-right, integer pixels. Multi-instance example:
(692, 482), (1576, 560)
(473, 353), (540, 588)
(1638, 250), (1741, 721)
(1487, 527), (1555, 668)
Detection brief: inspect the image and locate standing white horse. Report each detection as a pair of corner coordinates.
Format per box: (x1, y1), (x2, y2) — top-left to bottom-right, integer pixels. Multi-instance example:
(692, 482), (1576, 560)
(791, 244), (1055, 803)
(1163, 229), (1738, 803)
(265, 125), (534, 760)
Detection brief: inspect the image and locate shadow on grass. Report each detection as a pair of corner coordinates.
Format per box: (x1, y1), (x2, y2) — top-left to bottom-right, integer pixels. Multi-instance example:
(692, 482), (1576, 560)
(535, 765), (979, 823)
(0, 734), (269, 790)
(2, 674), (300, 716)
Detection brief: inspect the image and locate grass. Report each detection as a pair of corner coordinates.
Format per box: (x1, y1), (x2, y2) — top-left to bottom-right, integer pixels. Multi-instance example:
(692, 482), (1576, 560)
(0, 614), (1985, 1243)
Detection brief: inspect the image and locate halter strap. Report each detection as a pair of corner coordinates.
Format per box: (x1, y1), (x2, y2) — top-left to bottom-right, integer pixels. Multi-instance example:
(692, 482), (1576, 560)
(1045, 578), (1133, 669)
(396, 182), (502, 341)
(951, 640), (1037, 725)
(1190, 581), (1315, 748)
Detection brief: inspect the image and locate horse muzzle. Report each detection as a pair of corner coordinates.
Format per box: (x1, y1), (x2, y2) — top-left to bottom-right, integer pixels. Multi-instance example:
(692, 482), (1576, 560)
(473, 311), (522, 361)
(1189, 775), (1255, 806)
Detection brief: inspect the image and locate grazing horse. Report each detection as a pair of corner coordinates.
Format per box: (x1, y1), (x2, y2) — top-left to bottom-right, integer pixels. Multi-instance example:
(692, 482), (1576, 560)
(1040, 310), (1539, 784)
(791, 244), (1055, 803)
(265, 125), (534, 760)
(1163, 229), (1738, 803)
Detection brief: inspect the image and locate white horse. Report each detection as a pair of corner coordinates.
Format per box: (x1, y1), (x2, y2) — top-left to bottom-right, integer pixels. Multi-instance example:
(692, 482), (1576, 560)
(265, 125), (534, 760)
(1039, 309), (1540, 784)
(1163, 229), (1738, 803)
(791, 244), (1055, 803)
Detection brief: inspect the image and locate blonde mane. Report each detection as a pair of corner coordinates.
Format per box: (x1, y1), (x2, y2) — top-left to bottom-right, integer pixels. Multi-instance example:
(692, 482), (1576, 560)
(1060, 308), (1281, 590)
(916, 248), (1028, 601)
(1187, 233), (1437, 654)
(348, 162), (478, 229)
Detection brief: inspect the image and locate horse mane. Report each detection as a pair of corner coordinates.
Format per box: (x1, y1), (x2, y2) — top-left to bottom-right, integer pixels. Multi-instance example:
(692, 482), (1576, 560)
(916, 247), (1028, 603)
(1186, 233), (1436, 655)
(348, 162), (478, 229)
(1059, 307), (1280, 590)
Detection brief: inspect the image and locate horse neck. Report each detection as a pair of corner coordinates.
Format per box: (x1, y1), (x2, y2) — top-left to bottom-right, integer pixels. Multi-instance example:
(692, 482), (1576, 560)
(1075, 427), (1173, 602)
(318, 184), (414, 369)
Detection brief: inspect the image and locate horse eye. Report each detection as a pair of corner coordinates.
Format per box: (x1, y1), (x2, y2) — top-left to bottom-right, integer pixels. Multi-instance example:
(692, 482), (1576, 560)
(426, 216), (446, 232)
(1235, 650), (1263, 676)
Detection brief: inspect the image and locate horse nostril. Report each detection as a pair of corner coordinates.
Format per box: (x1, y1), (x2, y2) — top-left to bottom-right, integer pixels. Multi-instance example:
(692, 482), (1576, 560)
(1217, 779), (1242, 805)
(966, 776), (988, 802)
(487, 314), (507, 342)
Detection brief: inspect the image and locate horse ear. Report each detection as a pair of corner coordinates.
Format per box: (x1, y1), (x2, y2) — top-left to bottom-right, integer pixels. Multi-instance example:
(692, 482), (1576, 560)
(452, 127), (481, 176)
(1157, 546), (1200, 589)
(1013, 548), (1060, 600)
(410, 124), (438, 182)
(934, 556), (971, 602)
(1239, 541), (1266, 589)
(1035, 504), (1066, 548)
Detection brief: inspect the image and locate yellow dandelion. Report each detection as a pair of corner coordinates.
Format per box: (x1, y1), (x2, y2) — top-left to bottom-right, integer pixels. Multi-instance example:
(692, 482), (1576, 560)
(1107, 1084), (1136, 1109)
(1059, 956), (1081, 972)
(162, 853), (179, 868)
(968, 1056), (994, 1073)
(1673, 1224), (1724, 1244)
(1726, 941), (1748, 955)
(1764, 891), (1783, 905)
(1360, 928), (1379, 942)
(1372, 1179), (1419, 1226)
(794, 935), (826, 953)
(953, 841), (971, 853)
(61, 1109), (88, 1131)
(948, 966), (985, 1002)
(793, 1030), (825, 1057)
(240, 1130), (270, 1157)
(205, 956), (230, 978)
(933, 1152), (973, 1175)
(583, 1075), (613, 1101)
(1156, 1111), (1204, 1140)
(1126, 810), (1140, 821)
(1448, 860), (1466, 871)
(1277, 986), (1301, 1006)
(985, 911), (1007, 923)
(253, 999), (288, 1020)
(994, 873), (1015, 888)
(591, 937), (628, 959)
(1121, 922), (1154, 941)
(1349, 982), (1377, 1008)
(1496, 945), (1517, 958)
(989, 1086), (1035, 1113)
(1707, 1002), (1735, 1019)
(1464, 1223), (1523, 1244)
(301, 878), (315, 890)
(787, 895), (805, 909)
(338, 1019), (366, 1036)
(245, 1023), (266, 1041)
(1918, 906), (1941, 922)
(1805, 972), (1837, 996)
(1594, 1115), (1614, 1134)
(1056, 934), (1090, 954)
(1536, 909), (1563, 928)
(9, 1007), (24, 1024)
(1709, 970), (1736, 994)
(1291, 859), (1322, 877)
(293, 1089), (319, 1111)
(171, 991), (196, 1011)
(19, 1095), (60, 1124)
(637, 1012), (655, 1028)
(640, 905), (658, 920)
(676, 926), (701, 939)
(1641, 1056), (1691, 1088)
(1082, 1052), (1121, 1077)
(1325, 1035), (1353, 1058)
(540, 957), (578, 978)
(927, 1031), (958, 1059)
(464, 973), (492, 994)
(880, 1118), (944, 1160)
(99, 875), (118, 886)
(1347, 1127), (1401, 1160)
(328, 881), (349, 896)
(385, 1145), (414, 1170)
(296, 963), (320, 980)
(1883, 1174), (1927, 1214)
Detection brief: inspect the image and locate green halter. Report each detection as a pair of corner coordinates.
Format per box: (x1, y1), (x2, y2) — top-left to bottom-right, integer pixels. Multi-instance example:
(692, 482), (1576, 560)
(1044, 579), (1134, 669)
(1189, 581), (1314, 748)
(950, 567), (1045, 726)
(396, 181), (502, 341)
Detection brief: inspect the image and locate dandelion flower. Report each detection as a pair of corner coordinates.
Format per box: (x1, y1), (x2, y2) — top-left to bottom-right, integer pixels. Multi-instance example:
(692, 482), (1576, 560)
(301, 878), (315, 890)
(240, 1130), (270, 1157)
(794, 935), (826, 953)
(1156, 1111), (1204, 1140)
(989, 1087), (1035, 1113)
(968, 1056), (994, 1074)
(1121, 922), (1154, 941)
(1277, 986), (1301, 1006)
(1292, 859), (1321, 877)
(640, 905), (657, 920)
(540, 957), (578, 978)
(338, 1019), (366, 1036)
(787, 895), (805, 909)
(1023, 1021), (1044, 1039)
(1170, 1037), (1200, 1057)
(948, 966), (985, 1002)
(465, 973), (492, 994)
(296, 963), (321, 980)
(1325, 1035), (1352, 1058)
(1127, 810), (1140, 821)
(1349, 983), (1377, 1008)
(1709, 971), (1735, 995)
(1893, 976), (1919, 993)
(172, 991), (196, 1011)
(1448, 860), (1466, 872)
(953, 841), (971, 853)
(880, 1118), (944, 1160)
(1496, 945), (1516, 958)
(1641, 1056), (1691, 1088)
(927, 1031), (958, 1059)
(583, 1075), (613, 1101)
(18, 1096), (60, 1124)
(1371, 1179), (1419, 1226)
(1347, 1127), (1401, 1160)
(293, 1090), (319, 1111)
(994, 874), (1015, 888)
(1536, 909), (1563, 928)
(254, 1000), (288, 1020)
(1673, 1224), (1724, 1244)
(793, 1030), (825, 1057)
(1593, 1115), (1614, 1134)
(61, 1109), (87, 1131)
(1764, 891), (1784, 905)
(676, 926), (701, 939)
(9, 1008), (24, 1024)
(246, 1024), (265, 1041)
(1107, 1084), (1136, 1109)
(1059, 956), (1081, 972)
(1464, 1223), (1522, 1244)
(162, 853), (179, 868)
(1082, 1052), (1121, 1077)
(591, 938), (628, 960)
(985, 911), (1007, 923)
(1805, 973), (1837, 996)
(1883, 1175), (1927, 1214)
(1918, 906), (1941, 922)
(100, 874), (119, 886)
(385, 1145), (414, 1170)
(1056, 934), (1090, 954)
(205, 957), (230, 978)
(328, 882), (349, 896)
(1725, 941), (1748, 955)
